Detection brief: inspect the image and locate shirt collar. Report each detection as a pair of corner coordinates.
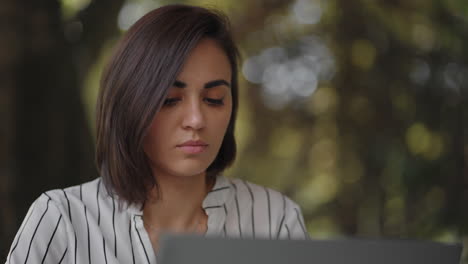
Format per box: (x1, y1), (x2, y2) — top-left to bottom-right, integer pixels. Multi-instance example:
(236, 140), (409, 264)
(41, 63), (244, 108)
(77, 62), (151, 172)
(202, 175), (232, 210)
(124, 175), (233, 216)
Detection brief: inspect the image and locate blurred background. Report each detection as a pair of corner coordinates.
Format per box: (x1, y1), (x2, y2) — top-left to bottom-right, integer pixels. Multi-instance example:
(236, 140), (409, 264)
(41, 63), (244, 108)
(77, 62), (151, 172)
(1, 0), (467, 261)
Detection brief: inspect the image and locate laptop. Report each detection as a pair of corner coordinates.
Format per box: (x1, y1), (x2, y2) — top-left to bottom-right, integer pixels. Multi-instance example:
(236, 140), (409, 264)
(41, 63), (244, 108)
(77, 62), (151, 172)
(158, 234), (462, 264)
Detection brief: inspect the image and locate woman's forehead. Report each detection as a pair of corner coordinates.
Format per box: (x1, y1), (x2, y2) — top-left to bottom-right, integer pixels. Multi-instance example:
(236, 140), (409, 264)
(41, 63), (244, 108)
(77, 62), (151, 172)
(176, 39), (231, 74)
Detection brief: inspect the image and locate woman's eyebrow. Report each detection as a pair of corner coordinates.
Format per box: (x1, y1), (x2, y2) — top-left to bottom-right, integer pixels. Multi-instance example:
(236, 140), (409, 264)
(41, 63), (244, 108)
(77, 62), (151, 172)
(173, 79), (231, 89)
(204, 79), (231, 89)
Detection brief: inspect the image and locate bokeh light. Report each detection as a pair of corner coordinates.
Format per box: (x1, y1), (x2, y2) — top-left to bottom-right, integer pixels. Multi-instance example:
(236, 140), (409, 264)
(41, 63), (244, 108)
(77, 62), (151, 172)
(410, 59), (431, 85)
(118, 1), (161, 31)
(308, 86), (339, 116)
(242, 35), (335, 109)
(406, 123), (445, 160)
(291, 0), (323, 25)
(61, 0), (91, 19)
(351, 39), (377, 70)
(297, 172), (339, 209)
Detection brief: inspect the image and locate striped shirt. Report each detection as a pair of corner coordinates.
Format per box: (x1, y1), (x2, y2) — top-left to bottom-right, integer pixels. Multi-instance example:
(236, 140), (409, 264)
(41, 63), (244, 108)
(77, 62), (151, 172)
(6, 176), (309, 264)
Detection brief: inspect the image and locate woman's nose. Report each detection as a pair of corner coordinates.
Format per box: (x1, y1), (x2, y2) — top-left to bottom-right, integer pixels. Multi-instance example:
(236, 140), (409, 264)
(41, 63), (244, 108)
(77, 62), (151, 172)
(181, 100), (206, 130)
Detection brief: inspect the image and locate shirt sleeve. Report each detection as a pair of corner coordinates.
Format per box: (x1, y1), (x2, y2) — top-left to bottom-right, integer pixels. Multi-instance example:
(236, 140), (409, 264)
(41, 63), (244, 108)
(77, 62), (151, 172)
(277, 196), (310, 240)
(6, 193), (70, 264)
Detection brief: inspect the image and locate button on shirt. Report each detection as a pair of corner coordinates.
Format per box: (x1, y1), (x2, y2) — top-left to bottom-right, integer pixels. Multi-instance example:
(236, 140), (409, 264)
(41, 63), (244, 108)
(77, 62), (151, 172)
(6, 176), (309, 264)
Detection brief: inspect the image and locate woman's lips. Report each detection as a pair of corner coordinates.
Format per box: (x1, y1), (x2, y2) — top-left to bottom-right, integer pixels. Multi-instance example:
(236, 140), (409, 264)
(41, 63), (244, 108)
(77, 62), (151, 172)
(177, 145), (207, 154)
(176, 140), (208, 154)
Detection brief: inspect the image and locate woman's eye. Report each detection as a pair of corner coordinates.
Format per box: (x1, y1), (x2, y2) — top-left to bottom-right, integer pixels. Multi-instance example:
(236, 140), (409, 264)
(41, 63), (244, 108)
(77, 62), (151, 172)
(163, 98), (180, 106)
(205, 98), (224, 106)
(163, 97), (224, 107)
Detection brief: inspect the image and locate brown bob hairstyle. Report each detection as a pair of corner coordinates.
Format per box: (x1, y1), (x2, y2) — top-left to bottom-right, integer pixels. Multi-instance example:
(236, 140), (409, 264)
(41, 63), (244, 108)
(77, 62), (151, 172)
(95, 4), (239, 205)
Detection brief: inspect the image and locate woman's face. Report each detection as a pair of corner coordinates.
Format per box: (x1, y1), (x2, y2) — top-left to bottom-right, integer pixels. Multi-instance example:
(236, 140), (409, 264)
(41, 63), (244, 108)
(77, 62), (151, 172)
(143, 38), (233, 180)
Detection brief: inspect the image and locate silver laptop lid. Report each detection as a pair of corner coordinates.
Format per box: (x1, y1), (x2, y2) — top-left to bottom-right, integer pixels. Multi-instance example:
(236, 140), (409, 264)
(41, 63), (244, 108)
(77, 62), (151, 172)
(158, 234), (461, 264)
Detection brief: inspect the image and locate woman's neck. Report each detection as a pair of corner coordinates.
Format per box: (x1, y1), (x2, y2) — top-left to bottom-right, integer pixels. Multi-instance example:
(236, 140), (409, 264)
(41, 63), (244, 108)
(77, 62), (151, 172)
(142, 171), (212, 232)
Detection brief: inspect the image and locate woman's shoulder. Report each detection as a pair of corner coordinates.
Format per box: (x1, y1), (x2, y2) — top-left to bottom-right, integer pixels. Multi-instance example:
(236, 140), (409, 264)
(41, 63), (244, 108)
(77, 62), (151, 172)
(227, 177), (301, 209)
(6, 179), (104, 263)
(38, 177), (103, 208)
(7, 178), (139, 263)
(45, 176), (100, 196)
(223, 177), (309, 239)
(32, 177), (122, 222)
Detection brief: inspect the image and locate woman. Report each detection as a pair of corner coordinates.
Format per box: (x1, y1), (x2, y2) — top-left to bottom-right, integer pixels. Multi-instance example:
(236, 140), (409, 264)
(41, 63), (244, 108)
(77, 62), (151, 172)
(6, 4), (309, 264)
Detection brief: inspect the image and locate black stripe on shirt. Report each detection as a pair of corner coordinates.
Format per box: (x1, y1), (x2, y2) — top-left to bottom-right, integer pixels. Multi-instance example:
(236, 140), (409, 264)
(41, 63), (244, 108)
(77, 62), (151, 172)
(134, 216), (150, 264)
(102, 239), (108, 264)
(264, 187), (271, 239)
(58, 247), (68, 264)
(84, 206), (91, 264)
(276, 195), (286, 239)
(203, 205), (222, 209)
(223, 204), (228, 237)
(61, 189), (77, 263)
(41, 215), (62, 264)
(24, 197), (51, 264)
(242, 180), (255, 239)
(231, 183), (242, 238)
(285, 224), (291, 239)
(276, 214), (286, 239)
(97, 179), (101, 225)
(208, 186), (230, 193)
(79, 185), (86, 263)
(129, 219), (135, 264)
(294, 208), (309, 239)
(62, 190), (72, 222)
(97, 180), (108, 264)
(8, 203), (36, 262)
(74, 230), (78, 264)
(223, 204), (228, 216)
(112, 196), (117, 257)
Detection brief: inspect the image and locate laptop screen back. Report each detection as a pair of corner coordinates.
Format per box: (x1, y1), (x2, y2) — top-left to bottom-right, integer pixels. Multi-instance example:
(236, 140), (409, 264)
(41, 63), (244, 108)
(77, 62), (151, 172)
(158, 234), (461, 264)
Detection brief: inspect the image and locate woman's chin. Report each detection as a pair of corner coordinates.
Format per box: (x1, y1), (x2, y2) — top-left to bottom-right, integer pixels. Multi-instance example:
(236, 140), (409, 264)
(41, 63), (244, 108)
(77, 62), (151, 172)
(168, 163), (210, 178)
(175, 156), (216, 174)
